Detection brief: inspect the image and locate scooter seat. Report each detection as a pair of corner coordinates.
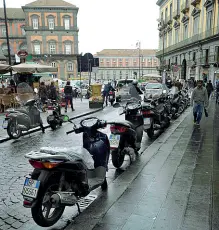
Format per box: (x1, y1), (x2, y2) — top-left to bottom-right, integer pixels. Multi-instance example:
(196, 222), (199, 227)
(112, 121), (135, 129)
(25, 146), (95, 169)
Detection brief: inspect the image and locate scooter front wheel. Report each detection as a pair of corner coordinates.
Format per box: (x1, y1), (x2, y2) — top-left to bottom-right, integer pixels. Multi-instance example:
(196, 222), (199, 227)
(111, 149), (125, 168)
(7, 120), (22, 139)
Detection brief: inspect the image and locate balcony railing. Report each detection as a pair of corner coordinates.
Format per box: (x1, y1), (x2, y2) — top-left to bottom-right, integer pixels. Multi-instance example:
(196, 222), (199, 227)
(167, 15), (173, 25)
(191, 0), (201, 6)
(156, 26), (219, 57)
(173, 9), (180, 20)
(181, 0), (190, 13)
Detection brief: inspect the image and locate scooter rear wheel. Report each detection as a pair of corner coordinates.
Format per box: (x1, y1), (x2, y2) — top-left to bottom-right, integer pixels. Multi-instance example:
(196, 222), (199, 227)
(31, 180), (65, 227)
(111, 149), (125, 168)
(147, 126), (155, 139)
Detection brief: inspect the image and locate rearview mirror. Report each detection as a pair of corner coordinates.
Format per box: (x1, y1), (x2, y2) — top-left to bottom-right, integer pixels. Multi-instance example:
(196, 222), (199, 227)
(113, 102), (121, 108)
(62, 115), (70, 122)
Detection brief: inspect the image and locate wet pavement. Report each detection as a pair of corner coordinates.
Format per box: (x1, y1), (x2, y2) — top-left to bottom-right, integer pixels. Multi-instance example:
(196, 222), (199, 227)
(0, 105), (153, 230)
(65, 100), (218, 230)
(1, 100), (218, 230)
(0, 99), (93, 139)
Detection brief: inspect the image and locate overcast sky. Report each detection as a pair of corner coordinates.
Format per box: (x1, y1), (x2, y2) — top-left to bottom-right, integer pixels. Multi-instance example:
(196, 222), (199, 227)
(4, 0), (159, 54)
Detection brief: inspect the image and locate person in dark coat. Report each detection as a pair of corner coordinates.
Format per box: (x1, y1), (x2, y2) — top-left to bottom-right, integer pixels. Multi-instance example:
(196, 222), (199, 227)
(49, 82), (57, 101)
(64, 81), (74, 113)
(39, 82), (48, 112)
(206, 80), (214, 99)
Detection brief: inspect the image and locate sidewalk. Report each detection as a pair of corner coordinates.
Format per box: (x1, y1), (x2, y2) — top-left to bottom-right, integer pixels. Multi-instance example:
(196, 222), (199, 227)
(0, 99), (95, 139)
(66, 101), (217, 230)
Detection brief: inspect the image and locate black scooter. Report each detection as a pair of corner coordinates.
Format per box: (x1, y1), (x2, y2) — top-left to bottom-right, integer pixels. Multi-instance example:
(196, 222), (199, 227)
(109, 98), (143, 168)
(142, 96), (170, 139)
(22, 116), (110, 227)
(47, 99), (63, 130)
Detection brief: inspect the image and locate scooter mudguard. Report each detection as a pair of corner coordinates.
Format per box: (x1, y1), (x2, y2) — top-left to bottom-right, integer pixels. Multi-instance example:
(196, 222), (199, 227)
(83, 131), (110, 169)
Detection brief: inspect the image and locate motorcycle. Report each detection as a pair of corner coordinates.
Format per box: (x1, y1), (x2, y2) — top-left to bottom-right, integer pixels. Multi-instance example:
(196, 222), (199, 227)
(142, 95), (170, 139)
(109, 98), (143, 168)
(22, 116), (110, 227)
(3, 83), (44, 139)
(47, 99), (63, 130)
(108, 90), (115, 106)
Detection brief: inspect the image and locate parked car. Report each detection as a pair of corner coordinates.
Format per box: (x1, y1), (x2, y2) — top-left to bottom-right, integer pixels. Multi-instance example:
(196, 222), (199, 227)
(115, 79), (135, 102)
(144, 83), (169, 100)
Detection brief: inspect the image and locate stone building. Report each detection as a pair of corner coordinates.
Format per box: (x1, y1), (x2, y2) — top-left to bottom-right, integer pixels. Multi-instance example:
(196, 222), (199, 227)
(0, 0), (79, 80)
(95, 49), (159, 80)
(156, 0), (219, 82)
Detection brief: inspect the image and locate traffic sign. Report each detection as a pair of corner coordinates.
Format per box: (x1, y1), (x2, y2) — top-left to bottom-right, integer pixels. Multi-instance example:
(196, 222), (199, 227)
(17, 50), (28, 58)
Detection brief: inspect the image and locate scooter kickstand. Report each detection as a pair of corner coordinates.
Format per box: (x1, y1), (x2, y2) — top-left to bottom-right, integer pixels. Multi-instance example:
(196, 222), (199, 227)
(76, 203), (81, 214)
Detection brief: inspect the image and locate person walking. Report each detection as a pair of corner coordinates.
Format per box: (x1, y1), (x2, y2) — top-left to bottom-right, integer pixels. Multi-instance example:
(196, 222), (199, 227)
(191, 80), (208, 125)
(39, 82), (48, 112)
(206, 80), (214, 99)
(48, 82), (58, 101)
(64, 81), (74, 113)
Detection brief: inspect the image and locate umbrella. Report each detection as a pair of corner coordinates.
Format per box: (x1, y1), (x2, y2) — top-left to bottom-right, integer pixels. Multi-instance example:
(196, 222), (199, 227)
(11, 63), (57, 73)
(0, 63), (11, 74)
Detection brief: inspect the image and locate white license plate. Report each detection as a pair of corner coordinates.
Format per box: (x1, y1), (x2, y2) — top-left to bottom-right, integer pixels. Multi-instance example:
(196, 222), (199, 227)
(144, 118), (151, 125)
(22, 178), (40, 198)
(109, 134), (120, 148)
(2, 119), (8, 129)
(48, 109), (53, 115)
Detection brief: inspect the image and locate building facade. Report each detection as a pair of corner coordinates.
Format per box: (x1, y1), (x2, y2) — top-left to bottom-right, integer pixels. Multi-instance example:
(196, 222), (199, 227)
(156, 0), (219, 81)
(95, 49), (159, 80)
(0, 0), (79, 80)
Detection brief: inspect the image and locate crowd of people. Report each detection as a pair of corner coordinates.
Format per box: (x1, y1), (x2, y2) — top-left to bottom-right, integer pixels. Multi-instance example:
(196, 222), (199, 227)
(38, 81), (75, 113)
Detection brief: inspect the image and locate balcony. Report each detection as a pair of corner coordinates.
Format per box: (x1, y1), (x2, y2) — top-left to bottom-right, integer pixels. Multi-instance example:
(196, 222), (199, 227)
(173, 9), (180, 20)
(191, 0), (201, 6)
(156, 26), (219, 57)
(167, 15), (173, 25)
(181, 0), (190, 14)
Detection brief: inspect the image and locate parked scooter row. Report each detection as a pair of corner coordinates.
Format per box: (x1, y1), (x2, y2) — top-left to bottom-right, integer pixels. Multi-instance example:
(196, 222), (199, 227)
(143, 88), (190, 138)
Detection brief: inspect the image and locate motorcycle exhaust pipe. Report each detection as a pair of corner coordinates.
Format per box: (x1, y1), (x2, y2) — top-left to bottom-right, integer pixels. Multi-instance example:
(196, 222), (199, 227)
(17, 124), (28, 131)
(50, 192), (77, 207)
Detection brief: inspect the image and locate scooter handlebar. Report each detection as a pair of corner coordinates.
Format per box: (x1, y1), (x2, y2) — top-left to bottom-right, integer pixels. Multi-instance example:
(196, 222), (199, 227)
(66, 130), (75, 135)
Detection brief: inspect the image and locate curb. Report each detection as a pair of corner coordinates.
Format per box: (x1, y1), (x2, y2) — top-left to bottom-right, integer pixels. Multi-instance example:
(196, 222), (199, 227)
(65, 109), (191, 230)
(0, 107), (103, 144)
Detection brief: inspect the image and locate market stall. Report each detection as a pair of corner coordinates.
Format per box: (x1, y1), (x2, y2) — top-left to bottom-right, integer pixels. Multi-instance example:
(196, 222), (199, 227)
(89, 84), (103, 109)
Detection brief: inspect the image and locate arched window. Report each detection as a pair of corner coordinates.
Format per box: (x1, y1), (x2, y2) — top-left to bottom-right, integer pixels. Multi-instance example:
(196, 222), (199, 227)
(67, 62), (73, 71)
(48, 40), (57, 54)
(31, 14), (40, 30)
(47, 15), (55, 30)
(63, 15), (71, 30)
(20, 43), (27, 51)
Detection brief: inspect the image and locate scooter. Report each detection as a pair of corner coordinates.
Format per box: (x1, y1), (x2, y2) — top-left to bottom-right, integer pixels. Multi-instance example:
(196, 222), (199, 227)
(109, 98), (143, 168)
(108, 90), (115, 106)
(22, 116), (110, 227)
(47, 99), (63, 130)
(4, 98), (44, 139)
(142, 96), (170, 139)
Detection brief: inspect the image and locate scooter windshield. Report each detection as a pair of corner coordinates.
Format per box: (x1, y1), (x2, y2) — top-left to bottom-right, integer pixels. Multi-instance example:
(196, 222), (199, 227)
(16, 82), (34, 105)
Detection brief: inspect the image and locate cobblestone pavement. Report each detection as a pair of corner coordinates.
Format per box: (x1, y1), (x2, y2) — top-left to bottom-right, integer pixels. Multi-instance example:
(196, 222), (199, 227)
(0, 106), (153, 230)
(65, 101), (218, 230)
(0, 99), (92, 139)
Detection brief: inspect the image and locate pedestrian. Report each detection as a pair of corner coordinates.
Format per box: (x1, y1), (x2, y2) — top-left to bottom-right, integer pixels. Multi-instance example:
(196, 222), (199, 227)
(129, 80), (143, 100)
(64, 81), (74, 113)
(48, 82), (58, 101)
(39, 82), (48, 112)
(102, 82), (114, 106)
(206, 80), (214, 99)
(191, 80), (208, 125)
